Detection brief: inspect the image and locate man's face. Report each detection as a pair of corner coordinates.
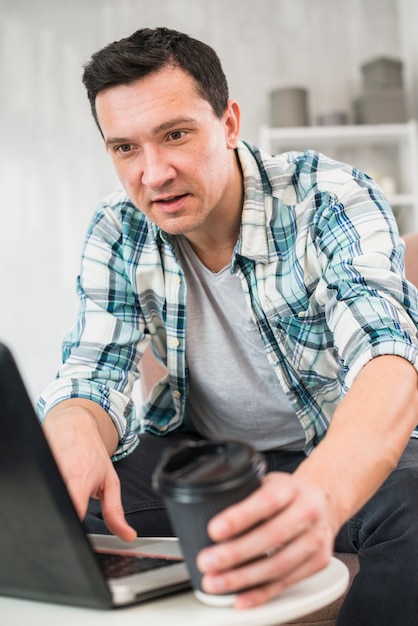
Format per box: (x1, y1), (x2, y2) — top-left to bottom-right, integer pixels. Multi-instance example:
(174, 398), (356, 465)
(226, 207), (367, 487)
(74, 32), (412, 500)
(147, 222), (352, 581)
(96, 65), (241, 237)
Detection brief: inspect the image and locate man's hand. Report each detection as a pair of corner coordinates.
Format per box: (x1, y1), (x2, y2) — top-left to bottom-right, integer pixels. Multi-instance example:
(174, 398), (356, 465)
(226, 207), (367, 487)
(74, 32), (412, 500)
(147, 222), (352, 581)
(197, 471), (334, 609)
(43, 399), (137, 542)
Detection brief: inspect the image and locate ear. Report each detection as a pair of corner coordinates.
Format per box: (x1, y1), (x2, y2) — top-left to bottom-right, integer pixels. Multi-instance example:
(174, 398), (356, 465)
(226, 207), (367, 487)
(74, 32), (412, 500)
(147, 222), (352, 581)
(223, 100), (241, 149)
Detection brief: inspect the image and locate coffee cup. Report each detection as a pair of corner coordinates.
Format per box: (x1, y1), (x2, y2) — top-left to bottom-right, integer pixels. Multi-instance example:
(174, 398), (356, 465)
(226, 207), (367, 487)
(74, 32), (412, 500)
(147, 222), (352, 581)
(152, 439), (266, 606)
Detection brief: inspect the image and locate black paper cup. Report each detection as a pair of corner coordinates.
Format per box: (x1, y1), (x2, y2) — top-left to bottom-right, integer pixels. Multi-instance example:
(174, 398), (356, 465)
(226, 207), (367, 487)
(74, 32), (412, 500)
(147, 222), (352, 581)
(152, 439), (266, 606)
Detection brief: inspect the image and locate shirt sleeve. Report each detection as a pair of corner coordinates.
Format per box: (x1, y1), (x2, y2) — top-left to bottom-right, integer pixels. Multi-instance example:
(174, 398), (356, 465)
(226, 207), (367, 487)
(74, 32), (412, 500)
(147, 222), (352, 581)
(313, 171), (418, 391)
(37, 197), (148, 460)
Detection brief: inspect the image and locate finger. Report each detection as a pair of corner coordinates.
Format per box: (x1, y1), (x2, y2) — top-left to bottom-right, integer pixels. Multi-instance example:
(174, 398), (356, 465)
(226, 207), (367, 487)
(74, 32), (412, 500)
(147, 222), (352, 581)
(65, 476), (92, 521)
(198, 506), (309, 574)
(99, 473), (137, 541)
(207, 473), (297, 542)
(201, 529), (331, 602)
(199, 480), (325, 574)
(234, 549), (331, 610)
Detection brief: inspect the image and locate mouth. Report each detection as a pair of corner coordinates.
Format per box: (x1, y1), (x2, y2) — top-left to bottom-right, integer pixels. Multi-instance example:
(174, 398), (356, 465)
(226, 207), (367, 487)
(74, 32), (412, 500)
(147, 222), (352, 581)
(155, 194), (188, 203)
(153, 193), (189, 212)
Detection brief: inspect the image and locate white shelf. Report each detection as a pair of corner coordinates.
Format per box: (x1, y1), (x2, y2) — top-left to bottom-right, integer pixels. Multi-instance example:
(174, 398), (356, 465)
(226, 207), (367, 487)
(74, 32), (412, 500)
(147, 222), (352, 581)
(259, 120), (418, 233)
(259, 121), (417, 147)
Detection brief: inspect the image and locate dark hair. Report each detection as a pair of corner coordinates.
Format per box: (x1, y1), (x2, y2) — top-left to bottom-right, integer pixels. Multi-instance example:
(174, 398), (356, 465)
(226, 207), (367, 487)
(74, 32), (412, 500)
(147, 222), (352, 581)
(82, 27), (229, 129)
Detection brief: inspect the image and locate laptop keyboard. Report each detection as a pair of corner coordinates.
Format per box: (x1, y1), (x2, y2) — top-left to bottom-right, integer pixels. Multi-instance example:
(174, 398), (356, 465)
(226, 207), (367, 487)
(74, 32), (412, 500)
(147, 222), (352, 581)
(96, 552), (182, 579)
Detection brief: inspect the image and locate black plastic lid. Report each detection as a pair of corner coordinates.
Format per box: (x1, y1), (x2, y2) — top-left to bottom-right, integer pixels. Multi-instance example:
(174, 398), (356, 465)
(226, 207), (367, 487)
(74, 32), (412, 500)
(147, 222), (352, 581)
(153, 439), (265, 498)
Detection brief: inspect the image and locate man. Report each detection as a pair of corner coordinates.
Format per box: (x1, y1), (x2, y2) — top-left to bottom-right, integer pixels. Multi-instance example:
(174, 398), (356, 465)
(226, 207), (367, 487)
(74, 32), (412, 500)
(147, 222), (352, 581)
(38, 27), (418, 624)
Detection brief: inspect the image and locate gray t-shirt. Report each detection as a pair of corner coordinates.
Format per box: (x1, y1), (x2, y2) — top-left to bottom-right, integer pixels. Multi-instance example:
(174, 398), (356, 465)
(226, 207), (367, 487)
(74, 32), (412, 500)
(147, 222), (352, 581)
(175, 236), (305, 452)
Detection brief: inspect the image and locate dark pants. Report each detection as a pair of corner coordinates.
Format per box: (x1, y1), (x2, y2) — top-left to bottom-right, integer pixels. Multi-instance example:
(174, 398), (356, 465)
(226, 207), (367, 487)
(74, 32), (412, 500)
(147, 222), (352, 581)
(84, 433), (418, 626)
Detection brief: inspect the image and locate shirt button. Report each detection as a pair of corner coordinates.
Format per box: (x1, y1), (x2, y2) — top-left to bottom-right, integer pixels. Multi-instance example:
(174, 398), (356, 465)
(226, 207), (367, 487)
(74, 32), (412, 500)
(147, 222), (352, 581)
(168, 337), (180, 348)
(172, 390), (181, 399)
(175, 275), (182, 284)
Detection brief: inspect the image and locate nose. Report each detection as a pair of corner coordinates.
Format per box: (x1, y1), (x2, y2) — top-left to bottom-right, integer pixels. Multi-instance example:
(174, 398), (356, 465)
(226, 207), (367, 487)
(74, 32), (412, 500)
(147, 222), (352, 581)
(140, 146), (177, 189)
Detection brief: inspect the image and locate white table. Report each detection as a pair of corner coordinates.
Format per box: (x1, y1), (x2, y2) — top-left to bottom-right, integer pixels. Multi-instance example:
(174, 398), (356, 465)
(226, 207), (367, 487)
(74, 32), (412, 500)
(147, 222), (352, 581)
(0, 557), (349, 626)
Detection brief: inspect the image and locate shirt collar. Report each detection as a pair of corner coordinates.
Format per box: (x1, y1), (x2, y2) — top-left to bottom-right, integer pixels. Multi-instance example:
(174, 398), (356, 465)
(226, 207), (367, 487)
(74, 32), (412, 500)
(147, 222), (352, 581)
(233, 141), (274, 266)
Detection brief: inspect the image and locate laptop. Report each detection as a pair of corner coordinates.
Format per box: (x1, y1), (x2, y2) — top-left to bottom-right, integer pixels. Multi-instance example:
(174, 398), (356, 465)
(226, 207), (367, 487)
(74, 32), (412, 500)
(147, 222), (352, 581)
(0, 342), (190, 609)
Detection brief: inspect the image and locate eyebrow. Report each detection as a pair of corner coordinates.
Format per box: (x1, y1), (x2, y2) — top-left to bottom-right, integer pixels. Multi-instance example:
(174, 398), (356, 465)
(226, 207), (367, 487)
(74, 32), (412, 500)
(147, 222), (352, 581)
(105, 117), (198, 148)
(153, 117), (197, 133)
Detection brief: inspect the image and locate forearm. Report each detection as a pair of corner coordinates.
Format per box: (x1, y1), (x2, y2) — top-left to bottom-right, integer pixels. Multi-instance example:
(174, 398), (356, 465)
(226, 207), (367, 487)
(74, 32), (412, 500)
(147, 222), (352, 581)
(295, 354), (418, 534)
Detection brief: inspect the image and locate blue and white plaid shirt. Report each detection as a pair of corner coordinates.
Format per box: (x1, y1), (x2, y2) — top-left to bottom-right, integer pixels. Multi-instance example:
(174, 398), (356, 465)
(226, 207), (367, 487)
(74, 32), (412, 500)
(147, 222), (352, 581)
(38, 141), (418, 459)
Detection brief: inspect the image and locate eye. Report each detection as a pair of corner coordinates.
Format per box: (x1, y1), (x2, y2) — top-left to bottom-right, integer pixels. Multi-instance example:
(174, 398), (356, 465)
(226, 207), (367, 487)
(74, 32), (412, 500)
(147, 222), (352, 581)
(167, 130), (187, 142)
(115, 144), (133, 155)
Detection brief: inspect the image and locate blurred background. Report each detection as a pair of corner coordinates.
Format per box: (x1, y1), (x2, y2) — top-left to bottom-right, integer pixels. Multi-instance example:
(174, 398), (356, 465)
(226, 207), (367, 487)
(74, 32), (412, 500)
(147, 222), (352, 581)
(1, 0), (418, 401)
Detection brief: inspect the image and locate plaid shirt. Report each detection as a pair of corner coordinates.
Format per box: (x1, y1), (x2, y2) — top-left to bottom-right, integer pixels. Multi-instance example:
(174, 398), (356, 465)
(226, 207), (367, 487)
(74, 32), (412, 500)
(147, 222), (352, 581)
(38, 141), (418, 459)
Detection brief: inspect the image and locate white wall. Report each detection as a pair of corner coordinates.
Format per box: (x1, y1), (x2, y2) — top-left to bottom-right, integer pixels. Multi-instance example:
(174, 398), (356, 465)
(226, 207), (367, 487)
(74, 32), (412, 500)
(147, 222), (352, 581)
(399, 0), (418, 122)
(0, 0), (415, 401)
